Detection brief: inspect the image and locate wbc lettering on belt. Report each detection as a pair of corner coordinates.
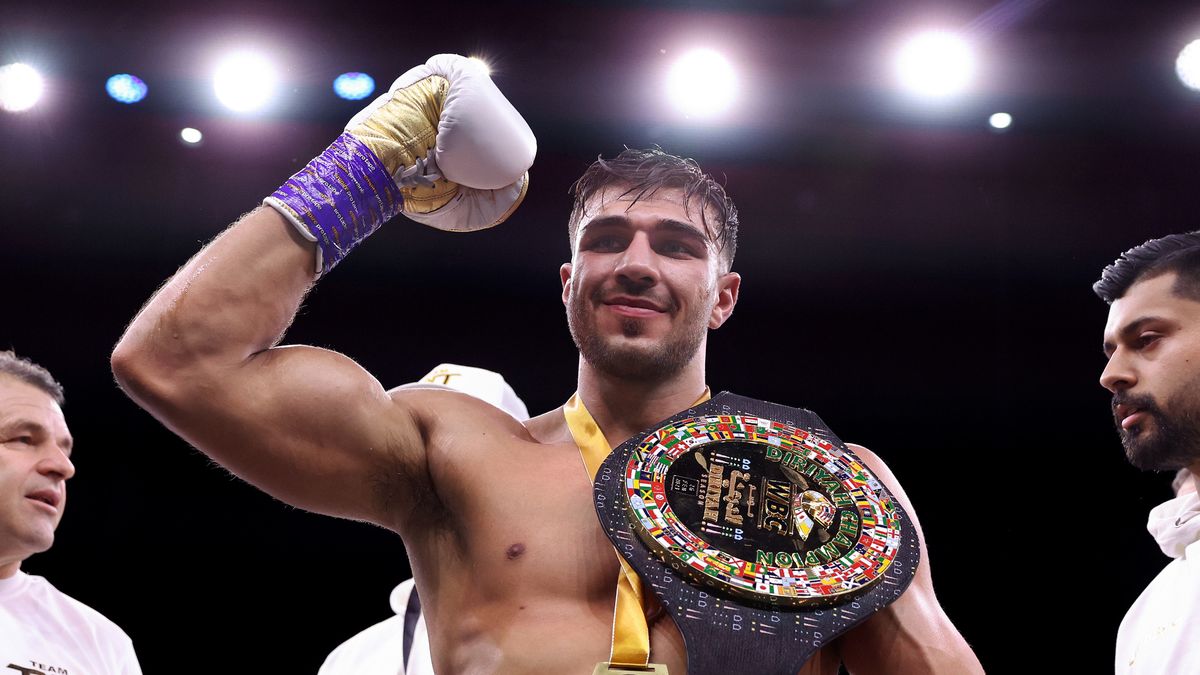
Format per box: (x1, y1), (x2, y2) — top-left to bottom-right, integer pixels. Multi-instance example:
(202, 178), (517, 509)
(624, 414), (901, 608)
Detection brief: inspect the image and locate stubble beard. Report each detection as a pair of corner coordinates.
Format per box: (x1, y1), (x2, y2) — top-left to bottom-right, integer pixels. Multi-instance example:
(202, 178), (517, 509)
(1115, 385), (1200, 471)
(567, 284), (709, 383)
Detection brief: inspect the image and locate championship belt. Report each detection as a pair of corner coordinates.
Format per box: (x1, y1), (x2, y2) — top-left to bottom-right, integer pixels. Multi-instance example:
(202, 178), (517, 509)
(593, 392), (920, 675)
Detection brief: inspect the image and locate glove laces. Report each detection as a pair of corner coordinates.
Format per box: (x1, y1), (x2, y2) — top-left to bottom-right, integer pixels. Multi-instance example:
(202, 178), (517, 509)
(396, 153), (443, 188)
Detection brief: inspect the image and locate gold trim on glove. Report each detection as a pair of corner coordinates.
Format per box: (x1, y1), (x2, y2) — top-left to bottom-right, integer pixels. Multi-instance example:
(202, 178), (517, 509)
(347, 75), (456, 215)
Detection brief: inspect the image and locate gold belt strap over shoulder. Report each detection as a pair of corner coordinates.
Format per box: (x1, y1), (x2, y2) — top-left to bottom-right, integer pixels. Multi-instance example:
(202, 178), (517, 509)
(564, 389), (709, 673)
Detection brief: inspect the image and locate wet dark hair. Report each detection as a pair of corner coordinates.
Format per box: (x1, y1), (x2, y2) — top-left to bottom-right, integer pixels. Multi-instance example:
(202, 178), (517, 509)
(568, 147), (739, 270)
(0, 350), (64, 405)
(1094, 231), (1200, 304)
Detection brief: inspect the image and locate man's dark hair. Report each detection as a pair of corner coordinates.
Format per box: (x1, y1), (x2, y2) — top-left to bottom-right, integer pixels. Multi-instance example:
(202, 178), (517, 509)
(1093, 231), (1200, 304)
(568, 147), (739, 270)
(0, 350), (64, 406)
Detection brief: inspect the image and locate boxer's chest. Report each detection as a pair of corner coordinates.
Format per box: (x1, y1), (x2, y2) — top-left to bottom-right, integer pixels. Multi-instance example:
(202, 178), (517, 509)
(447, 439), (624, 600)
(428, 436), (841, 674)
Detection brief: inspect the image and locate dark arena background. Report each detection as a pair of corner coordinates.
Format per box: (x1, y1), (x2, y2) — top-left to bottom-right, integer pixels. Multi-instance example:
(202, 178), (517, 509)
(4, 0), (1199, 671)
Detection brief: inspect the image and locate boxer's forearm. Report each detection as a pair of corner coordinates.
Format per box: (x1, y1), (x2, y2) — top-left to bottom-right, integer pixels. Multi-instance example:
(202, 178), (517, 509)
(111, 207), (314, 402)
(109, 54), (533, 522)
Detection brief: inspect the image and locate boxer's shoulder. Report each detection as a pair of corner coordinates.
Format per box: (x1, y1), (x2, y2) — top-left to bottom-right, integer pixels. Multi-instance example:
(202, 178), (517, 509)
(387, 385), (529, 435)
(843, 443), (921, 527)
(844, 444), (906, 498)
(383, 387), (568, 480)
(522, 406), (574, 445)
(844, 442), (883, 471)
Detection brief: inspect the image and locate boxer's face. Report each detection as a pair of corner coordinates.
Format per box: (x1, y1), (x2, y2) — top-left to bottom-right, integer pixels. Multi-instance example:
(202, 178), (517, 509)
(1101, 272), (1200, 471)
(0, 377), (74, 577)
(561, 186), (739, 381)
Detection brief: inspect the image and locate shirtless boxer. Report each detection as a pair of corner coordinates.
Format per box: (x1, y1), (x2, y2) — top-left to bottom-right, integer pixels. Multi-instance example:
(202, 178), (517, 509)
(111, 54), (982, 673)
(320, 363), (529, 675)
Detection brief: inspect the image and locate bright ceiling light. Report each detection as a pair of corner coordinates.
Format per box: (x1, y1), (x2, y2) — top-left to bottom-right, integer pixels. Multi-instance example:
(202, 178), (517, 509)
(666, 48), (738, 120)
(333, 72), (375, 101)
(1176, 39), (1200, 92)
(213, 51), (279, 113)
(106, 74), (148, 104)
(988, 112), (1012, 129)
(180, 127), (203, 144)
(0, 63), (45, 112)
(895, 31), (975, 100)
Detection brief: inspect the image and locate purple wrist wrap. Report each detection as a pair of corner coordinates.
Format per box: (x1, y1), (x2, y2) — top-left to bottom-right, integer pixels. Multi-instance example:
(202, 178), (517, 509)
(269, 132), (404, 276)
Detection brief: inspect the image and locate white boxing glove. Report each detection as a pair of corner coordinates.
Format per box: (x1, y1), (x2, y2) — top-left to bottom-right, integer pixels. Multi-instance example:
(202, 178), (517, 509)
(344, 54), (536, 232)
(265, 54), (536, 275)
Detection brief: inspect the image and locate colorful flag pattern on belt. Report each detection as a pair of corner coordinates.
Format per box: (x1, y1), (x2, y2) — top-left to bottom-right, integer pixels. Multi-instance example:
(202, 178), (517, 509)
(624, 414), (902, 607)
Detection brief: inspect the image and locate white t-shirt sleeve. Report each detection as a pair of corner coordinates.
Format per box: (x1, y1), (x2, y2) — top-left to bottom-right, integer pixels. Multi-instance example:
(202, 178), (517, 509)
(0, 571), (142, 675)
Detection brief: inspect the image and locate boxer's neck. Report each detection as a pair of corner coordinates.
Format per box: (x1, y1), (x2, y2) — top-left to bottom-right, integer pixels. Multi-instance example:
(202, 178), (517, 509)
(575, 358), (707, 445)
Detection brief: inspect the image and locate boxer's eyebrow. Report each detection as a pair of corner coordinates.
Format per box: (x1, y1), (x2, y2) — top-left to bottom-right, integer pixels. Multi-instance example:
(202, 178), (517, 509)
(582, 215), (705, 236)
(579, 215), (629, 232)
(1102, 316), (1164, 358)
(654, 218), (707, 242)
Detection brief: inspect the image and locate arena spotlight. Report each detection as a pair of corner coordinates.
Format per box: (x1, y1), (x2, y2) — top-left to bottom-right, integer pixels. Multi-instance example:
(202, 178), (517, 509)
(213, 51), (278, 113)
(106, 74), (148, 104)
(894, 30), (975, 100)
(1176, 39), (1200, 92)
(333, 72), (375, 100)
(666, 48), (737, 120)
(0, 63), (45, 113)
(180, 127), (203, 144)
(988, 112), (1012, 130)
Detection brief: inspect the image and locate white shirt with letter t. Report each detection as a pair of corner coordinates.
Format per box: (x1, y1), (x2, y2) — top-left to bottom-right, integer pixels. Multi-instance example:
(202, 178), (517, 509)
(0, 571), (142, 675)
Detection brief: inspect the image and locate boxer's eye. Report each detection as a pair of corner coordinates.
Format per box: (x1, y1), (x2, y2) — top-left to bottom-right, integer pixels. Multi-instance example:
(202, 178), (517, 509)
(587, 235), (625, 252)
(1135, 333), (1162, 350)
(657, 240), (694, 257)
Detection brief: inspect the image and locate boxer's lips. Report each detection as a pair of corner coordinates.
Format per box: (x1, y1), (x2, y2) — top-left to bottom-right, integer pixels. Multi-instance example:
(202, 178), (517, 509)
(603, 296), (667, 318)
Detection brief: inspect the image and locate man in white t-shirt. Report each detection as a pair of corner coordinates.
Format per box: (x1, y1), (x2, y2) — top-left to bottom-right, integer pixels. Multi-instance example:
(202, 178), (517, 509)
(1095, 233), (1200, 673)
(320, 364), (529, 675)
(0, 350), (142, 675)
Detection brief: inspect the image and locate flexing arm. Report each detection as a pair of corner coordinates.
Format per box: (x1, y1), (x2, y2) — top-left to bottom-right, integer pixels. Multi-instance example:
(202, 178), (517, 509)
(111, 54), (535, 528)
(835, 444), (984, 674)
(111, 208), (407, 521)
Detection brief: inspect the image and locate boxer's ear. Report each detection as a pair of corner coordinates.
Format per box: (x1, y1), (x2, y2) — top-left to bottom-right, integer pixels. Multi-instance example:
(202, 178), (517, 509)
(708, 272), (741, 329)
(560, 263), (573, 305)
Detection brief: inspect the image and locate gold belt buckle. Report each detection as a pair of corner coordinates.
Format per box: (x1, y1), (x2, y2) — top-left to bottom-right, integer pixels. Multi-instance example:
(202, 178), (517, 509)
(592, 663), (669, 675)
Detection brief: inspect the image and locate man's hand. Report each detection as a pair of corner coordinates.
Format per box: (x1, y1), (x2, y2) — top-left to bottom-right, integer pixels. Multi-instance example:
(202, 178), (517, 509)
(111, 54), (534, 528)
(265, 53), (536, 275)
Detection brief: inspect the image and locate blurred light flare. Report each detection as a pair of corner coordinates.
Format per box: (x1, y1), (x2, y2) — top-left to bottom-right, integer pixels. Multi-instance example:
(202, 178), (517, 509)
(666, 48), (737, 120)
(180, 127), (203, 144)
(106, 74), (148, 104)
(989, 112), (1012, 129)
(895, 31), (976, 100)
(0, 63), (45, 112)
(333, 72), (375, 100)
(467, 56), (492, 76)
(1176, 39), (1200, 92)
(213, 51), (279, 112)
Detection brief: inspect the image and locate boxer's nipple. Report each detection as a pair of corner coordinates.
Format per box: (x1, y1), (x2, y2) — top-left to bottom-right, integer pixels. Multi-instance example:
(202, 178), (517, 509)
(505, 543), (526, 560)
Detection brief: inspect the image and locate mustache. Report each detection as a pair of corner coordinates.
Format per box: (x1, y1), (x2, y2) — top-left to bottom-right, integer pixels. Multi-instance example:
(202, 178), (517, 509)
(1112, 393), (1162, 419)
